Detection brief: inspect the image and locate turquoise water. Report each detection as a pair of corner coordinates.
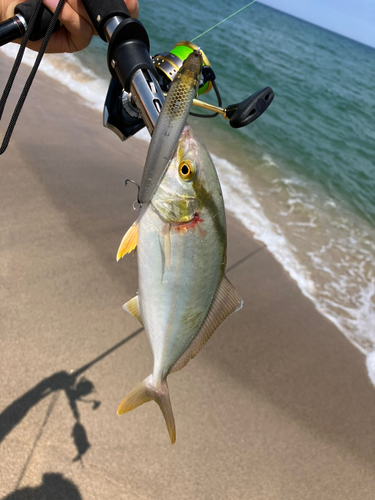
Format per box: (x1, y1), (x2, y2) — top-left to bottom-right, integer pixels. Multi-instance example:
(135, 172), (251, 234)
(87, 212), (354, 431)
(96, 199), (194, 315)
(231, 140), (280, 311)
(2, 1), (374, 356)
(77, 2), (375, 219)
(142, 2), (375, 353)
(74, 1), (375, 353)
(140, 1), (375, 224)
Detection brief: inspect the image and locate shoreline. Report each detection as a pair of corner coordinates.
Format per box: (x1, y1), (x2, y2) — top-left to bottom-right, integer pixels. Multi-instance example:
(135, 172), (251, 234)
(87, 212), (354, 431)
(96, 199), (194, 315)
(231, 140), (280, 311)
(1, 45), (373, 360)
(1, 52), (375, 499)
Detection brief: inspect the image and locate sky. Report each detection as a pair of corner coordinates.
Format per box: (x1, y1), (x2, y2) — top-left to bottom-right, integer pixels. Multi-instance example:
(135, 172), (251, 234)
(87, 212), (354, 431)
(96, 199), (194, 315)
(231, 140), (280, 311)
(258, 0), (375, 48)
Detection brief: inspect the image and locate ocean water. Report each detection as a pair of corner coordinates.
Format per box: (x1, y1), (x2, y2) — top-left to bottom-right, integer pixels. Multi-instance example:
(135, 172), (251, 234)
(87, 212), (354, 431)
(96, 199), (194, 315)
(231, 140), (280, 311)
(1, 2), (375, 375)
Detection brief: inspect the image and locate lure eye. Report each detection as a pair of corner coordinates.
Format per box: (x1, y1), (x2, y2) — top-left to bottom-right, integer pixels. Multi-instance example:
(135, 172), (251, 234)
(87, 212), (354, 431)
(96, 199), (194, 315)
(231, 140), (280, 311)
(178, 160), (196, 181)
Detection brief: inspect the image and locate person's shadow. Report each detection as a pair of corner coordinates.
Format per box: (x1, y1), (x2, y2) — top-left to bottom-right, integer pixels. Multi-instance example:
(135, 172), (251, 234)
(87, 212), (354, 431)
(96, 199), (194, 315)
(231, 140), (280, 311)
(0, 328), (142, 463)
(0, 372), (99, 462)
(2, 473), (82, 499)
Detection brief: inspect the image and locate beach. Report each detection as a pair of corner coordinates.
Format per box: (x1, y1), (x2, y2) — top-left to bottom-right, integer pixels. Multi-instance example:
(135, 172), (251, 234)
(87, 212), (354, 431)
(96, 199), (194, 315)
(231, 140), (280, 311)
(1, 52), (375, 499)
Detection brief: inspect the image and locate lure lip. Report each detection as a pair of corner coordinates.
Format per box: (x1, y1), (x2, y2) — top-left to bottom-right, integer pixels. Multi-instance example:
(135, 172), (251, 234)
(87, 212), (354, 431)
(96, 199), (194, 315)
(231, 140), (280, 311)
(138, 50), (203, 205)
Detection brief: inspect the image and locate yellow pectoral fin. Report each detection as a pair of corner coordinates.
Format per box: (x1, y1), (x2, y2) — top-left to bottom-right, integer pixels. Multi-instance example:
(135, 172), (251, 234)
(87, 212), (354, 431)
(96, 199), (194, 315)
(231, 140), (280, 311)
(117, 220), (139, 261)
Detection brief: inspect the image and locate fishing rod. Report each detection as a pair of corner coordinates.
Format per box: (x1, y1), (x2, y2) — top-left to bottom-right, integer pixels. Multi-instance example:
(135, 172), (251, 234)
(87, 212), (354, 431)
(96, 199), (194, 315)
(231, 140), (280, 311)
(0, 0), (164, 142)
(0, 0), (274, 144)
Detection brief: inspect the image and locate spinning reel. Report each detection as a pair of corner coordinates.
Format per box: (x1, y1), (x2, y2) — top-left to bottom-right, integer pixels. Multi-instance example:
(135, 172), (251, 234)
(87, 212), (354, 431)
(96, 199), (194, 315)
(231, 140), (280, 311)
(104, 41), (274, 141)
(0, 0), (274, 153)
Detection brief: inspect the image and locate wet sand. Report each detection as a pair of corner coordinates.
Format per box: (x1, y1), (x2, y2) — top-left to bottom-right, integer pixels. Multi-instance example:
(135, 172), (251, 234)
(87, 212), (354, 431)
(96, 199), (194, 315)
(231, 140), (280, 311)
(1, 52), (375, 499)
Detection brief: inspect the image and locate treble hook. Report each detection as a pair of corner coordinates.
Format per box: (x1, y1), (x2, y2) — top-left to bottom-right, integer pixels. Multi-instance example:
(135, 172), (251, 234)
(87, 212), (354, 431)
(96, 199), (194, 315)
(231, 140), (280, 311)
(125, 179), (143, 211)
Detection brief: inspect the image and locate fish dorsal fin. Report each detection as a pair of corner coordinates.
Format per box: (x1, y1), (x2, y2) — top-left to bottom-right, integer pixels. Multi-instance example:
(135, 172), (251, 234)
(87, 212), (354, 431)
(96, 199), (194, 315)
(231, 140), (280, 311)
(170, 275), (243, 373)
(117, 220), (139, 261)
(123, 295), (143, 326)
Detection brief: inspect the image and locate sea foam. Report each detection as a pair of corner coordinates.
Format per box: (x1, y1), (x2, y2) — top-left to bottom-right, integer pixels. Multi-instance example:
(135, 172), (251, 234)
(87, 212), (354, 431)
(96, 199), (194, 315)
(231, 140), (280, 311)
(0, 45), (107, 112)
(2, 44), (375, 383)
(212, 153), (316, 297)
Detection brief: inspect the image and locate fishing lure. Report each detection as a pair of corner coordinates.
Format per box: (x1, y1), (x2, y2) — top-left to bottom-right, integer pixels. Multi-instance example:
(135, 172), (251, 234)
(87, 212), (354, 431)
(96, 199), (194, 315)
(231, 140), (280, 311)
(138, 50), (203, 204)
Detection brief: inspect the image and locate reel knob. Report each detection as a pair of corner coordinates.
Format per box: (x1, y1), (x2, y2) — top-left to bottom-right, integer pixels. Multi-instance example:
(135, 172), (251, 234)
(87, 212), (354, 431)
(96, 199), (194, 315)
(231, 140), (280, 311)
(225, 87), (274, 128)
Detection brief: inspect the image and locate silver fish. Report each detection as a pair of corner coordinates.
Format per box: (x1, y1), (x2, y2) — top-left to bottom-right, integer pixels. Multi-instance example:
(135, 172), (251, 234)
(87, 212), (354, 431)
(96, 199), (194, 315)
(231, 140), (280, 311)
(138, 50), (203, 204)
(117, 126), (242, 444)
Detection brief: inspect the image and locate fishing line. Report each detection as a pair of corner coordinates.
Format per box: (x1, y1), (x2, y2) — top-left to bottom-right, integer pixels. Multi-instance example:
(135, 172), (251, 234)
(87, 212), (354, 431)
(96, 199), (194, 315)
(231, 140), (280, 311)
(190, 0), (258, 42)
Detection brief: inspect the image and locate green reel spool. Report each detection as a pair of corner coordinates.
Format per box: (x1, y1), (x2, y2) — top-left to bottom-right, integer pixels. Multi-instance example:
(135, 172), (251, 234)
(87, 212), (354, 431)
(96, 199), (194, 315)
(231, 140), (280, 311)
(153, 41), (212, 96)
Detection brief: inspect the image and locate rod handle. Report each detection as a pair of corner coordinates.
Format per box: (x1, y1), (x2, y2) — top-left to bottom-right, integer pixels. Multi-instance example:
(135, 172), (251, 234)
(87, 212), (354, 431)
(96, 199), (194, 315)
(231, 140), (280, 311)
(14, 0), (60, 41)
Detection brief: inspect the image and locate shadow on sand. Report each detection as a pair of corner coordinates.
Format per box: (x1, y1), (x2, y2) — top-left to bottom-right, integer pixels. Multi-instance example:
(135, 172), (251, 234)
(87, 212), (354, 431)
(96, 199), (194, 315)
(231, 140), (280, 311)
(2, 473), (82, 500)
(0, 328), (143, 463)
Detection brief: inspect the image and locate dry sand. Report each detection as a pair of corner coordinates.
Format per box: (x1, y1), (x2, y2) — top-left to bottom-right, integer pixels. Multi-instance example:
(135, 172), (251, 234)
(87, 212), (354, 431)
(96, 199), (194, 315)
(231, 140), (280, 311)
(1, 52), (375, 499)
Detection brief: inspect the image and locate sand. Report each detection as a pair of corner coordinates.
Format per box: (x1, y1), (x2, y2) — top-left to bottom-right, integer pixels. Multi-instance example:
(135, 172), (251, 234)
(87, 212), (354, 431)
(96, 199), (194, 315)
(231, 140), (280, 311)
(1, 52), (375, 500)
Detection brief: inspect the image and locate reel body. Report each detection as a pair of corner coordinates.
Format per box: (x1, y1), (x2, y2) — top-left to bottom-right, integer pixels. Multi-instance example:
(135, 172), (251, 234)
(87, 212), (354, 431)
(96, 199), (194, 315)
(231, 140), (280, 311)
(153, 41), (213, 95)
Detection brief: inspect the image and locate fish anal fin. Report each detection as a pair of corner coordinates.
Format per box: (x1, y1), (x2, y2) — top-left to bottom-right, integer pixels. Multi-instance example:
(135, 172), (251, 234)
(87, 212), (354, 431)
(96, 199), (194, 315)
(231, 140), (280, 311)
(117, 220), (139, 261)
(123, 295), (143, 326)
(170, 275), (243, 373)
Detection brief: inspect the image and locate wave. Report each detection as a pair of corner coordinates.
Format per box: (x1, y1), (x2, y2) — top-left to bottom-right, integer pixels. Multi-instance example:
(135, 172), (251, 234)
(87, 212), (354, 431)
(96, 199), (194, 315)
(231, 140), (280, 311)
(213, 149), (375, 372)
(2, 43), (375, 383)
(212, 153), (316, 295)
(0, 44), (108, 112)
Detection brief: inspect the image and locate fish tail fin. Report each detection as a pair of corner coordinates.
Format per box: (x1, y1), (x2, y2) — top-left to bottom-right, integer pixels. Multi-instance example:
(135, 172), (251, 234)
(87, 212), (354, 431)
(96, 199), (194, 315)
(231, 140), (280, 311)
(117, 375), (176, 444)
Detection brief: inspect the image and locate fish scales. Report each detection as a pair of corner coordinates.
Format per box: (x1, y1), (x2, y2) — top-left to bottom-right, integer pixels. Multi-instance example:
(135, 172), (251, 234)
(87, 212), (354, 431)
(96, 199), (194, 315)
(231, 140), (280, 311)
(116, 52), (242, 444)
(138, 135), (226, 380)
(117, 126), (242, 444)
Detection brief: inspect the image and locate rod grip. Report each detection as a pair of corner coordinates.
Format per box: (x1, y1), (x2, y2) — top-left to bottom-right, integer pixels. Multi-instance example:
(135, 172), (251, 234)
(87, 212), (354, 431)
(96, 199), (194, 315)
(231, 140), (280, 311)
(0, 17), (24, 46)
(81, 0), (131, 40)
(14, 0), (60, 42)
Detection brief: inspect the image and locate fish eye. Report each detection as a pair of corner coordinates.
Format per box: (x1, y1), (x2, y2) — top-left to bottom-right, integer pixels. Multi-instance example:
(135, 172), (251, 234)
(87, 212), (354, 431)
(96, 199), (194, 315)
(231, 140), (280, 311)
(178, 160), (196, 181)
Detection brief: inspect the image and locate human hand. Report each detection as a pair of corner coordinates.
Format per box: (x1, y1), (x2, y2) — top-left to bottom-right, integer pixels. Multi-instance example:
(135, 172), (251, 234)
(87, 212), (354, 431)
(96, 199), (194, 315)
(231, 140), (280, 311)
(1, 0), (139, 53)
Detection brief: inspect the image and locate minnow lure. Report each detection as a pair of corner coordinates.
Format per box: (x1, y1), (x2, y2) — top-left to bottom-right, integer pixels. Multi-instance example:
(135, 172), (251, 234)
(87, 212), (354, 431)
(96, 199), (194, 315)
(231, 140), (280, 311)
(138, 50), (203, 204)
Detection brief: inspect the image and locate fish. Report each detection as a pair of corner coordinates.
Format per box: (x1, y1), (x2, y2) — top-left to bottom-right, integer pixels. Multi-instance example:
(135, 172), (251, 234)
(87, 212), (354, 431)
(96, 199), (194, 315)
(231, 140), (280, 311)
(116, 125), (242, 444)
(138, 49), (203, 205)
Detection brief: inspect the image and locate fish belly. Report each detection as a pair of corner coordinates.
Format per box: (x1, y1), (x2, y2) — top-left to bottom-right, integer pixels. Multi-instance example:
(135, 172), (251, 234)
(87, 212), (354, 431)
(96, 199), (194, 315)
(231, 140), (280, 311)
(137, 204), (225, 382)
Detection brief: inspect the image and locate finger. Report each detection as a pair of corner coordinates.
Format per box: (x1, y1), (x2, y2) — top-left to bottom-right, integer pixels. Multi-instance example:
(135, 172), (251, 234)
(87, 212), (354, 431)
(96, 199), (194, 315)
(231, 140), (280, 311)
(25, 26), (70, 53)
(22, 0), (139, 53)
(43, 0), (93, 51)
(55, 0), (139, 24)
(54, 0), (139, 30)
(53, 0), (94, 27)
(125, 0), (139, 19)
(4, 0), (23, 20)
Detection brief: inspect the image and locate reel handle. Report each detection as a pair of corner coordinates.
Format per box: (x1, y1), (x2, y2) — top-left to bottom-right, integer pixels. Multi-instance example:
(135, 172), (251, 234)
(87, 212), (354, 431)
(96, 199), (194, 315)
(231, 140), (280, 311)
(225, 87), (274, 128)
